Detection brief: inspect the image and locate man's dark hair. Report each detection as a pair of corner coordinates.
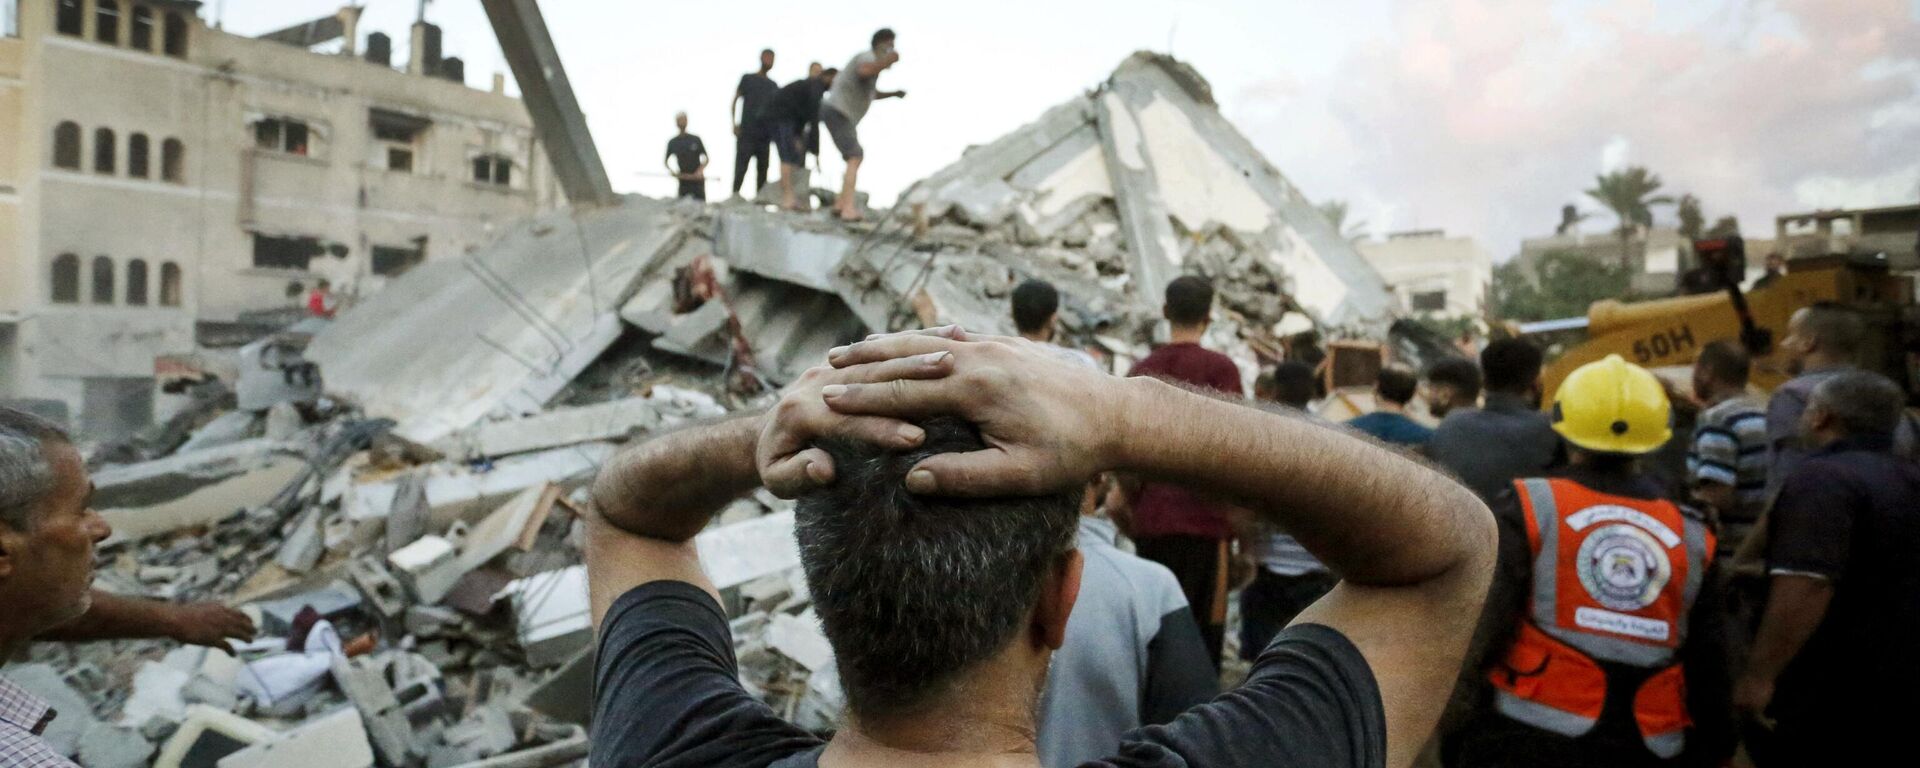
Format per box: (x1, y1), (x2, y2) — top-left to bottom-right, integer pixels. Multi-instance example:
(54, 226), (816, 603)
(820, 67), (839, 80)
(796, 417), (1079, 719)
(0, 407), (71, 531)
(761, 48), (775, 57)
(1423, 357), (1482, 403)
(1799, 301), (1866, 360)
(1376, 365), (1418, 406)
(1270, 361), (1317, 410)
(1010, 279), (1060, 335)
(1163, 275), (1214, 326)
(871, 28), (895, 47)
(1809, 371), (1904, 438)
(1696, 339), (1750, 387)
(1481, 338), (1544, 394)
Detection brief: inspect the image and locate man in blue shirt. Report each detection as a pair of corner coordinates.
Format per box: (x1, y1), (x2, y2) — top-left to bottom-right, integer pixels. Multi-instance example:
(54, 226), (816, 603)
(1345, 366), (1432, 447)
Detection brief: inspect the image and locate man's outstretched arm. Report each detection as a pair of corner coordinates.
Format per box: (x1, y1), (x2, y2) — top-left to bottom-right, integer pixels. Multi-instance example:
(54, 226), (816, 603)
(38, 591), (257, 653)
(815, 333), (1497, 767)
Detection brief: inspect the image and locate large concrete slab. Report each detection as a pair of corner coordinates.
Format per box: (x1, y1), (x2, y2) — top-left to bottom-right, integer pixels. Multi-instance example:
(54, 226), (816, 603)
(309, 199), (691, 444)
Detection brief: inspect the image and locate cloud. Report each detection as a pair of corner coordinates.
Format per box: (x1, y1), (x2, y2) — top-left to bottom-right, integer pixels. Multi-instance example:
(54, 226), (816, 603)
(1230, 0), (1920, 257)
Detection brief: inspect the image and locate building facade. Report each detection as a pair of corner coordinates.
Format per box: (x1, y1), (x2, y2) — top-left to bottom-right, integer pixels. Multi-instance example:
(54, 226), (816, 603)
(0, 0), (561, 440)
(1357, 229), (1491, 321)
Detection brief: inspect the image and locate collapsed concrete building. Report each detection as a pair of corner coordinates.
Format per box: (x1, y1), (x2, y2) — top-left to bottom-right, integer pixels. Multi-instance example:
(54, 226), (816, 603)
(15, 48), (1401, 768)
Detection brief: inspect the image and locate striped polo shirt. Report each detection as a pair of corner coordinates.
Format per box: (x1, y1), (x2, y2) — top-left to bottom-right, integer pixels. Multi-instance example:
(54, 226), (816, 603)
(1687, 395), (1770, 525)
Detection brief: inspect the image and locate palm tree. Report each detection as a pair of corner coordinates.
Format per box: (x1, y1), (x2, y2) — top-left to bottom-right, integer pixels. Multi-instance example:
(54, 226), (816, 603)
(1585, 167), (1673, 270)
(1676, 194), (1704, 241)
(1317, 200), (1368, 241)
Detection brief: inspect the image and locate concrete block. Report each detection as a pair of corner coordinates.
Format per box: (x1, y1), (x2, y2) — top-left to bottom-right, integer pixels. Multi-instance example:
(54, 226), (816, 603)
(346, 557), (409, 618)
(79, 721), (154, 768)
(455, 483), (560, 574)
(330, 656), (415, 767)
(216, 707), (374, 768)
(390, 534), (462, 603)
(348, 443), (613, 528)
(496, 566), (590, 668)
(696, 510), (800, 590)
(766, 609), (833, 673)
(522, 648), (593, 726)
(385, 474), (430, 554)
(119, 656), (191, 728)
(152, 705), (278, 768)
(436, 398), (660, 461)
(427, 706), (515, 767)
(276, 506), (326, 573)
(263, 401), (305, 440)
(175, 410), (262, 454)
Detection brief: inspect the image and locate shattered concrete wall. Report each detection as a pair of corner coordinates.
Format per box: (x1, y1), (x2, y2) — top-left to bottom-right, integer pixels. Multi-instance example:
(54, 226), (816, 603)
(904, 51), (1396, 330)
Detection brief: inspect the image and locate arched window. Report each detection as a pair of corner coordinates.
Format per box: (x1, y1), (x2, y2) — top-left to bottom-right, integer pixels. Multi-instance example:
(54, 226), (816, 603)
(93, 127), (115, 174)
(162, 11), (187, 58)
(126, 259), (150, 305)
(95, 0), (120, 44)
(91, 256), (115, 304)
(161, 138), (184, 183)
(130, 6), (154, 50)
(128, 133), (150, 178)
(159, 262), (182, 306)
(50, 254), (81, 304)
(56, 0), (83, 36)
(52, 121), (81, 169)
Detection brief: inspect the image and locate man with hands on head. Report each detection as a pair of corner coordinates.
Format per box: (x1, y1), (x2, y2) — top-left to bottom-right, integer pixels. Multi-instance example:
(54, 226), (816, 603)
(584, 327), (1496, 768)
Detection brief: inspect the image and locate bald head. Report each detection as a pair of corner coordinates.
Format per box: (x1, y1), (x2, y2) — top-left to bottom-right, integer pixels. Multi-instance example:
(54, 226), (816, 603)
(1806, 370), (1904, 442)
(1786, 302), (1865, 369)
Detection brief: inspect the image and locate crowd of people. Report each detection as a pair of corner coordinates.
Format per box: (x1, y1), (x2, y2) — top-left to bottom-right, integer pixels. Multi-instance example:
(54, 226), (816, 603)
(664, 29), (902, 218)
(2, 270), (1914, 768)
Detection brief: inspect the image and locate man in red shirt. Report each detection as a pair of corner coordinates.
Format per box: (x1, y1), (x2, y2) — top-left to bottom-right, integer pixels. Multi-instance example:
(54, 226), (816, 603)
(1126, 275), (1244, 667)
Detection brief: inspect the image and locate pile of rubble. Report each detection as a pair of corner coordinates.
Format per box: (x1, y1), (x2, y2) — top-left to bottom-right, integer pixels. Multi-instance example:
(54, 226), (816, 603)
(21, 52), (1402, 768)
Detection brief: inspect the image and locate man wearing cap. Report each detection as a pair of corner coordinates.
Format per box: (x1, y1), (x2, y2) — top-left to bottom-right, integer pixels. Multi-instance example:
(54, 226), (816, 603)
(1452, 355), (1733, 768)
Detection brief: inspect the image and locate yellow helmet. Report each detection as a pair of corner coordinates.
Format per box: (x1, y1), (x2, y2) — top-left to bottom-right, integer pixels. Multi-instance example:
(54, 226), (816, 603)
(1550, 354), (1672, 455)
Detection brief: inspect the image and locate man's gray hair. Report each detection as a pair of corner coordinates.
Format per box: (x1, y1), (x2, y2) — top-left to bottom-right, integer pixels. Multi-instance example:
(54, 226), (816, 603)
(1809, 371), (1905, 438)
(0, 407), (69, 531)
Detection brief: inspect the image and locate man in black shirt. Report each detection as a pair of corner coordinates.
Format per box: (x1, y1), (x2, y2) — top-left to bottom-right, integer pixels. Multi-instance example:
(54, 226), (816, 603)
(765, 68), (835, 210)
(1736, 371), (1920, 766)
(664, 112), (707, 201)
(731, 48), (779, 198)
(585, 327), (1496, 768)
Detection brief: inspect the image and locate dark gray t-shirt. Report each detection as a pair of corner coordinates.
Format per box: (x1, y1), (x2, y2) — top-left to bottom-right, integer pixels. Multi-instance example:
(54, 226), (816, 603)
(589, 580), (1384, 768)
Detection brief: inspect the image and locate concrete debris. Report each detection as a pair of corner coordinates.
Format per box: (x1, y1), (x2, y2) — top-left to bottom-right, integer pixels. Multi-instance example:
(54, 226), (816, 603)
(28, 50), (1409, 768)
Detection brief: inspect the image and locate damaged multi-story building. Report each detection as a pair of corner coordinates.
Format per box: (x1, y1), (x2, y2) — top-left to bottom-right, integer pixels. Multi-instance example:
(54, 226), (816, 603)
(0, 1), (562, 440)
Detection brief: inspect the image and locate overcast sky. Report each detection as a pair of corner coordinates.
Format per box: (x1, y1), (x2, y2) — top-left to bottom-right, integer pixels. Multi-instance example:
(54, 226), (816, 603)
(212, 0), (1920, 259)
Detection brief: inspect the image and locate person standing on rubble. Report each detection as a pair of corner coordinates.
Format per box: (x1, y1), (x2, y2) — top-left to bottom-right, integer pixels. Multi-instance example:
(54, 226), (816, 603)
(1011, 278), (1098, 369)
(1452, 356), (1733, 768)
(731, 48), (779, 199)
(1123, 275), (1244, 668)
(767, 67), (837, 212)
(665, 112), (709, 202)
(1, 408), (256, 766)
(820, 28), (905, 222)
(584, 326), (1494, 768)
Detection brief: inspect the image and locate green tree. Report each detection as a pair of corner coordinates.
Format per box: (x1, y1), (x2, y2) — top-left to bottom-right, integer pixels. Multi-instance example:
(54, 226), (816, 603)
(1585, 167), (1674, 270)
(1317, 199), (1368, 241)
(1707, 215), (1740, 238)
(1492, 250), (1634, 322)
(1676, 194), (1704, 241)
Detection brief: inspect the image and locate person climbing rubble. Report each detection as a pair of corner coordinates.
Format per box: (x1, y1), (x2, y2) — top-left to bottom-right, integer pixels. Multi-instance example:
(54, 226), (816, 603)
(819, 28), (905, 221)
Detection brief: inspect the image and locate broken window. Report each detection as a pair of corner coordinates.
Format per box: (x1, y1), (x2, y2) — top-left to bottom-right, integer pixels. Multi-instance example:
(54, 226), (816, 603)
(370, 108), (428, 174)
(255, 117), (312, 156)
(93, 127), (115, 174)
(252, 233), (323, 271)
(95, 0), (118, 43)
(472, 154), (512, 186)
(91, 256), (115, 304)
(159, 261), (182, 306)
(371, 242), (426, 276)
(52, 121), (81, 169)
(162, 10), (186, 57)
(50, 253), (80, 303)
(55, 0), (81, 37)
(128, 132), (150, 178)
(129, 5), (152, 50)
(161, 137), (184, 182)
(126, 258), (148, 305)
(1410, 290), (1447, 312)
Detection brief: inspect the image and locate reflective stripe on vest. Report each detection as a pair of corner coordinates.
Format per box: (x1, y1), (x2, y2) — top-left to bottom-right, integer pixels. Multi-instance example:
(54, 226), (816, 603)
(1495, 477), (1715, 758)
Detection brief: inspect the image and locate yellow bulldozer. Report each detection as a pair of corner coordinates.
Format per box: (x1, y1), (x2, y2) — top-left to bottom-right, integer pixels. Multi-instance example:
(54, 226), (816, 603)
(1532, 239), (1918, 406)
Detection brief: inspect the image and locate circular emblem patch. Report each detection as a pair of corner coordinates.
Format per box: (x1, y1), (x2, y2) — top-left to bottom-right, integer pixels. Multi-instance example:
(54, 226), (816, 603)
(1576, 523), (1671, 611)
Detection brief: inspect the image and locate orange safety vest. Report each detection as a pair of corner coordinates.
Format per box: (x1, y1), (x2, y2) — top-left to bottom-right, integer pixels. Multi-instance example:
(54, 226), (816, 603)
(1487, 477), (1716, 759)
